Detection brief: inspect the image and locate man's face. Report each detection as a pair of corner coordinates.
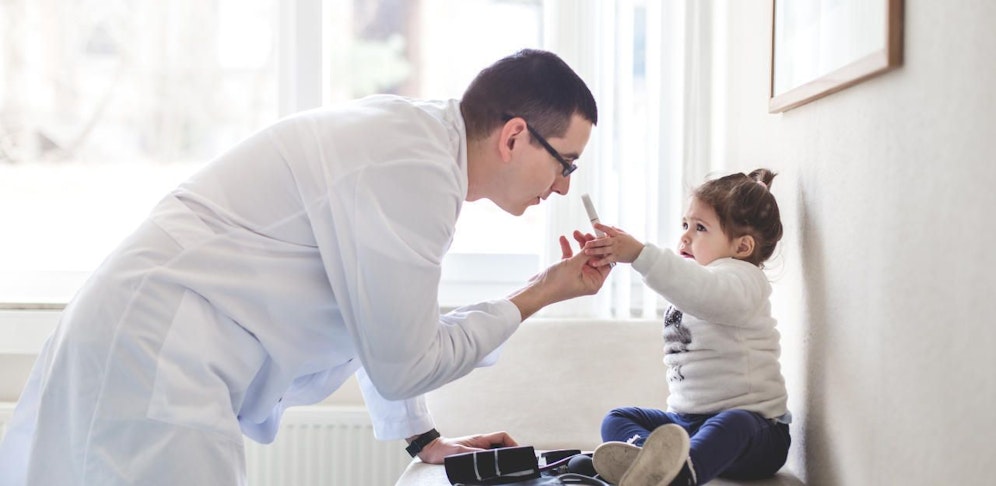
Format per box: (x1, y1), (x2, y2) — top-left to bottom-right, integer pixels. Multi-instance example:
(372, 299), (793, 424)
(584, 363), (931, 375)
(496, 113), (592, 216)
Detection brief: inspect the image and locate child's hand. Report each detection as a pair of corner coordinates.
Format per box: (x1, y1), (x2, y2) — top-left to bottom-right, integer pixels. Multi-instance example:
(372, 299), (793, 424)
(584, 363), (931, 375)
(583, 223), (645, 267)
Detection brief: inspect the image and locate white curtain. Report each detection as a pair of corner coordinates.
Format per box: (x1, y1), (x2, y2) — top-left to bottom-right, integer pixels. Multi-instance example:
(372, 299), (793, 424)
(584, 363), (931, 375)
(541, 0), (713, 319)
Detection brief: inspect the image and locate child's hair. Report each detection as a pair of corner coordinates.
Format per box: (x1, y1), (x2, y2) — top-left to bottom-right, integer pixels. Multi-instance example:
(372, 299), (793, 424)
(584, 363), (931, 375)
(693, 168), (783, 267)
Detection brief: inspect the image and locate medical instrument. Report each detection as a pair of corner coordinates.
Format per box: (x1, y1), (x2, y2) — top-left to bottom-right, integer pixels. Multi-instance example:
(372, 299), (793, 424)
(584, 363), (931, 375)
(581, 194), (605, 237)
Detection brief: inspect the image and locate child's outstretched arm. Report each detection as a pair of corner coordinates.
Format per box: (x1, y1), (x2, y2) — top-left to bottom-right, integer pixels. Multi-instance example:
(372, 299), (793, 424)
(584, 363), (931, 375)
(583, 223), (645, 267)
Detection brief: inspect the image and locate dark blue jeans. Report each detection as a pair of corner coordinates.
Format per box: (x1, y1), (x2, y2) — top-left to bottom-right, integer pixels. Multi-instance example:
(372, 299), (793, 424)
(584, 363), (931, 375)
(601, 407), (790, 485)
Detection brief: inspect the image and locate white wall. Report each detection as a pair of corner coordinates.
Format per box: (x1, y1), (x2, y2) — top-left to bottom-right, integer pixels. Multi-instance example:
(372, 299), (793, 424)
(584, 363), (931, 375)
(709, 1), (996, 484)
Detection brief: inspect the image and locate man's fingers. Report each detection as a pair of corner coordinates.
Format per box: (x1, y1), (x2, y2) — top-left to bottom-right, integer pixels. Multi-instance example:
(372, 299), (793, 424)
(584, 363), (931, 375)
(476, 431), (517, 448)
(559, 235), (573, 259)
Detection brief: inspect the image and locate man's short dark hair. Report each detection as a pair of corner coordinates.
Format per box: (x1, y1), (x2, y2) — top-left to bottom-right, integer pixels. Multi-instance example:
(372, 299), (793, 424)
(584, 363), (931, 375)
(461, 49), (598, 142)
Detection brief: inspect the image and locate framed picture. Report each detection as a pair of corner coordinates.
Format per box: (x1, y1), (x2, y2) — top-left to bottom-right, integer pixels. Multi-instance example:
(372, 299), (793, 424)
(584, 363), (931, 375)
(769, 0), (903, 113)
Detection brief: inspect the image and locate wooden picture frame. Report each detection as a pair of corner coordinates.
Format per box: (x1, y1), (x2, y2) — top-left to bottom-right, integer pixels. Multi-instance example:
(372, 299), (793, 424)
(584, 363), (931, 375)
(769, 0), (903, 113)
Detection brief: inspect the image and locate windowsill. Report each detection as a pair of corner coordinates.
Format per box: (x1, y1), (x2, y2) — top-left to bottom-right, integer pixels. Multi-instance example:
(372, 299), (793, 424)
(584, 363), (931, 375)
(1, 252), (540, 309)
(0, 303), (66, 311)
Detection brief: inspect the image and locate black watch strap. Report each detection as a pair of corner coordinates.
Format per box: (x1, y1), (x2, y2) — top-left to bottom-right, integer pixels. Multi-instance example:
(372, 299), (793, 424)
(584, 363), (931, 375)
(405, 428), (441, 458)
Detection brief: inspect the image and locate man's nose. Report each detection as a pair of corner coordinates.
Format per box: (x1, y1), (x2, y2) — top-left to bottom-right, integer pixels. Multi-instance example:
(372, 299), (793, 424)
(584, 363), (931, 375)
(552, 173), (571, 196)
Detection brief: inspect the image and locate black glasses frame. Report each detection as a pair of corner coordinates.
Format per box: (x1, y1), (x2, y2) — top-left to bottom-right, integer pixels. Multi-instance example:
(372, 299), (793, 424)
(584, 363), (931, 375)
(502, 114), (578, 177)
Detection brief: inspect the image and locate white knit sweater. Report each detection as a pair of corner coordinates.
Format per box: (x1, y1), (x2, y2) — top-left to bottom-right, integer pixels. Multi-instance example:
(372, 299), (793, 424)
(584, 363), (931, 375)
(632, 244), (788, 419)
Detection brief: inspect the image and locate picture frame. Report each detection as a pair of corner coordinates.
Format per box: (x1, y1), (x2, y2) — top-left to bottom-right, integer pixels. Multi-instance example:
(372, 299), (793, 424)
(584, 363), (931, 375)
(769, 0), (903, 113)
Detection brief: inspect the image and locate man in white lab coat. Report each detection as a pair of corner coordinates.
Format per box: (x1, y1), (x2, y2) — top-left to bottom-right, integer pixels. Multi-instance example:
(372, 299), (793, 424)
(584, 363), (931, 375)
(0, 49), (603, 484)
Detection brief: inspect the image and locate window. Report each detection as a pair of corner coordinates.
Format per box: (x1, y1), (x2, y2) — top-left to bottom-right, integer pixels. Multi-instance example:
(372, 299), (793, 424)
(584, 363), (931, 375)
(0, 0), (280, 303)
(318, 0), (548, 309)
(0, 0), (697, 319)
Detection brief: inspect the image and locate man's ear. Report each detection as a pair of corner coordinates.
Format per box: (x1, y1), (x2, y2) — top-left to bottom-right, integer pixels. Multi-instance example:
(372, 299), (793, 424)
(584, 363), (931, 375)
(734, 235), (755, 260)
(497, 117), (527, 161)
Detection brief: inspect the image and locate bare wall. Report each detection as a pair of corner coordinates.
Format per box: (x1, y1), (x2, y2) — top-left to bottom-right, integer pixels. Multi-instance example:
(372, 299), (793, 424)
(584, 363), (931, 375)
(711, 1), (996, 484)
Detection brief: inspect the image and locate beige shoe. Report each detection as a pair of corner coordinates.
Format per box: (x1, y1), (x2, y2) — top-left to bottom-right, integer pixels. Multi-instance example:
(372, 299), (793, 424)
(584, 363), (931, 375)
(592, 440), (641, 484)
(618, 424), (690, 486)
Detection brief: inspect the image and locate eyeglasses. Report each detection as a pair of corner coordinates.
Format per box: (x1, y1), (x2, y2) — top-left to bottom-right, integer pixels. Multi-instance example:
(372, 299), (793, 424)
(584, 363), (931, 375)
(502, 115), (578, 177)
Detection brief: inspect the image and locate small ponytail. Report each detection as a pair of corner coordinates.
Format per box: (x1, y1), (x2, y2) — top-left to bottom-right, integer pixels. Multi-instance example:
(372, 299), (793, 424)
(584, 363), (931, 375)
(748, 168), (777, 190)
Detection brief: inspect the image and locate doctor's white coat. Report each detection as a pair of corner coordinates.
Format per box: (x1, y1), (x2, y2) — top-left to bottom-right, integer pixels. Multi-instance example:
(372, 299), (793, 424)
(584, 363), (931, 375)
(0, 96), (521, 485)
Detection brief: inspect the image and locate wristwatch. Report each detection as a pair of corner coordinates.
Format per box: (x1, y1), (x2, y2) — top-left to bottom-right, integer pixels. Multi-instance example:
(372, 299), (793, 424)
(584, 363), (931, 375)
(405, 428), (441, 458)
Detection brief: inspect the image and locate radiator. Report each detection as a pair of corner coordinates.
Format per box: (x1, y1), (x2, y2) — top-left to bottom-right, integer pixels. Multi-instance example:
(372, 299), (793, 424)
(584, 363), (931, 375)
(245, 405), (412, 486)
(0, 403), (413, 486)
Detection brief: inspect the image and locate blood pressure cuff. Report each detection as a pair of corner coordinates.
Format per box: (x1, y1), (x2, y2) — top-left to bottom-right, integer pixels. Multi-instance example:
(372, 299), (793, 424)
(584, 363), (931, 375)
(444, 446), (541, 485)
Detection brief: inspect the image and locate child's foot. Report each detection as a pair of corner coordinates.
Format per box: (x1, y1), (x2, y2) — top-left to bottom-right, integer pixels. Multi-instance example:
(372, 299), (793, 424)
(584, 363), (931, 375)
(618, 424), (690, 486)
(592, 440), (641, 484)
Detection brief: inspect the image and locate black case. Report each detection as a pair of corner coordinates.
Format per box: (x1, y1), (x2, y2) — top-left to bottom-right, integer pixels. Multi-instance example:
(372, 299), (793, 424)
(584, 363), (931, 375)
(444, 446), (541, 485)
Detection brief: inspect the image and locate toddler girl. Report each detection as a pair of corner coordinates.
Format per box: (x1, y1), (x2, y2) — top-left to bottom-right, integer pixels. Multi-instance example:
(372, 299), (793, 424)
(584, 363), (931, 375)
(584, 169), (790, 485)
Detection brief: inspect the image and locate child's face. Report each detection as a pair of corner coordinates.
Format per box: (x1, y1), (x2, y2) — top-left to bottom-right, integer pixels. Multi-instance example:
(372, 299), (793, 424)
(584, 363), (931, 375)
(678, 197), (739, 266)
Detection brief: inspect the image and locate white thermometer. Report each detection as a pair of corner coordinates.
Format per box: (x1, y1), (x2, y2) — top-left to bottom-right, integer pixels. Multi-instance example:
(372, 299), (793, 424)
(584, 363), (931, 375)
(581, 193), (606, 237)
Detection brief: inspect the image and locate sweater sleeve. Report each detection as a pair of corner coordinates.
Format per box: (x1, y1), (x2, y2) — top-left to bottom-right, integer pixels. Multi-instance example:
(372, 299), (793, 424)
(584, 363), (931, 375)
(631, 244), (770, 326)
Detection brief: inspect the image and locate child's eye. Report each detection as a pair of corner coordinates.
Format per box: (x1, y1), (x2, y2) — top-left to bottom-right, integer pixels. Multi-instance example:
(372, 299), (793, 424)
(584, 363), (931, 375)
(696, 224), (706, 232)
(681, 222), (688, 230)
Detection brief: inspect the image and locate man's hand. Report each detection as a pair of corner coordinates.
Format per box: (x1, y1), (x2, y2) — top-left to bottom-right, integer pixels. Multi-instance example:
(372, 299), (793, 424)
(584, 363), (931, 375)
(508, 230), (611, 319)
(553, 230), (611, 295)
(415, 431), (518, 464)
